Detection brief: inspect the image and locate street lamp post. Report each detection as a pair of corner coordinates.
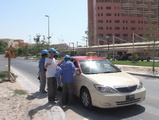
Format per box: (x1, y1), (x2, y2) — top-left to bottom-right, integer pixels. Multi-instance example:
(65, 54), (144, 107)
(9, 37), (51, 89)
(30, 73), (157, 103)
(113, 36), (115, 60)
(113, 36), (127, 60)
(71, 42), (74, 56)
(29, 35), (31, 47)
(106, 36), (110, 57)
(132, 33), (146, 62)
(45, 15), (50, 48)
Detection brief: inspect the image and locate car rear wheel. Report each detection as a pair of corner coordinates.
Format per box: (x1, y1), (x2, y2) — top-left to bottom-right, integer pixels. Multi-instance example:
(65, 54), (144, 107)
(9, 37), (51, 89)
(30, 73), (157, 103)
(80, 88), (92, 109)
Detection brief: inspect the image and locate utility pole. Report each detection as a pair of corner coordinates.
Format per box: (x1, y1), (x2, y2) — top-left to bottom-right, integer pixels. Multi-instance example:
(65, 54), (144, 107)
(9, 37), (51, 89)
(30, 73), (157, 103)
(45, 15), (50, 49)
(76, 41), (78, 55)
(71, 42), (74, 56)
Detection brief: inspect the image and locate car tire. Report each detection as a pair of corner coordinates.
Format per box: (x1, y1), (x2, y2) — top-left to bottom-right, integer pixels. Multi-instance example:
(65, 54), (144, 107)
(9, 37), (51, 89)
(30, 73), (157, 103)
(80, 88), (92, 109)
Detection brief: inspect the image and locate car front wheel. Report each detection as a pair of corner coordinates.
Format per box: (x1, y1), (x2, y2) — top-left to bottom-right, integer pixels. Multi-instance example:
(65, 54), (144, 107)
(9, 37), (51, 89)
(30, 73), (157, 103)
(80, 88), (92, 109)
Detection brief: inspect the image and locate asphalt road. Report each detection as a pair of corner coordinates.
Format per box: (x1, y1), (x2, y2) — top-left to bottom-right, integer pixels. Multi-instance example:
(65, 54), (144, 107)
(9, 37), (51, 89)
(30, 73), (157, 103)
(11, 57), (159, 120)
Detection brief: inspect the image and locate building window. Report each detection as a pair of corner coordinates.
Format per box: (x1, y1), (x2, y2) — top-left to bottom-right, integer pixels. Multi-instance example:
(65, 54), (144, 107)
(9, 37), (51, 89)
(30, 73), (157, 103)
(123, 34), (128, 37)
(98, 27), (103, 30)
(106, 6), (111, 9)
(106, 13), (111, 16)
(98, 20), (103, 23)
(131, 20), (135, 23)
(106, 20), (108, 23)
(115, 27), (120, 30)
(110, 20), (112, 23)
(131, 27), (136, 30)
(98, 34), (103, 39)
(115, 20), (120, 23)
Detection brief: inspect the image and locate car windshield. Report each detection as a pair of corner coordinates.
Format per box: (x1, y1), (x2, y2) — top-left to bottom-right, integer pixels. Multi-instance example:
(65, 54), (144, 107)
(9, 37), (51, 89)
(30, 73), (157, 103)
(79, 59), (121, 74)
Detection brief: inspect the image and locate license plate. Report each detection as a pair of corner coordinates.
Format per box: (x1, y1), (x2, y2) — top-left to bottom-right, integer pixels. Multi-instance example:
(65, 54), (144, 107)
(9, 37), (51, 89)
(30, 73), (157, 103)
(126, 94), (135, 101)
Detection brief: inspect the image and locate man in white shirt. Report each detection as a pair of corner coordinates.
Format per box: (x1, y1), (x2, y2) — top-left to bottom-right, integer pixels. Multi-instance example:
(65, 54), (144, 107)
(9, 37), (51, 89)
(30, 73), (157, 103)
(45, 48), (57, 103)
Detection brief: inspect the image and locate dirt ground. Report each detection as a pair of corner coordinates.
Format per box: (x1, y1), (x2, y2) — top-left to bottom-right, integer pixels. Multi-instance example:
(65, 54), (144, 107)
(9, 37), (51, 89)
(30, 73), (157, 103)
(0, 81), (46, 120)
(117, 65), (159, 76)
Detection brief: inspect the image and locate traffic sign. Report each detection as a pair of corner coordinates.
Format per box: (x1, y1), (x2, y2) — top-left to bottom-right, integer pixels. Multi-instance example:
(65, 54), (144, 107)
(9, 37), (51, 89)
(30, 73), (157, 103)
(5, 45), (16, 58)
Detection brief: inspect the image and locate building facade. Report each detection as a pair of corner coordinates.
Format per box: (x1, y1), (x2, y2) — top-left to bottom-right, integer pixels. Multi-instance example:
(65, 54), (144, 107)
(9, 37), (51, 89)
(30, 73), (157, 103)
(0, 39), (25, 48)
(88, 0), (159, 46)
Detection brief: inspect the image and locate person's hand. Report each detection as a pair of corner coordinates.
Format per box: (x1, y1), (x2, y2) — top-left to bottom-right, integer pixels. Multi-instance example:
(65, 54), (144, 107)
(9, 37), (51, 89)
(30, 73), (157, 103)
(47, 62), (52, 65)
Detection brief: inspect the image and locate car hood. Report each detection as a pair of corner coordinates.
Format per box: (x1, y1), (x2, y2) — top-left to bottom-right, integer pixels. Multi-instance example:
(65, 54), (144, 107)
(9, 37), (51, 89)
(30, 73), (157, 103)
(84, 72), (139, 87)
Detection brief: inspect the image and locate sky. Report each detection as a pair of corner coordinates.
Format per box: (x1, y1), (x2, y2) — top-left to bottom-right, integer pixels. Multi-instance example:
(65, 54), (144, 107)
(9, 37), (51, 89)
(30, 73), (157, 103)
(0, 0), (88, 46)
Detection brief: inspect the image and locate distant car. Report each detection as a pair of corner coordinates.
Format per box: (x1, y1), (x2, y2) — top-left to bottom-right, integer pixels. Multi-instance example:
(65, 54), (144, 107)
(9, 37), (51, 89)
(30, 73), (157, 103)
(121, 53), (132, 61)
(69, 56), (146, 109)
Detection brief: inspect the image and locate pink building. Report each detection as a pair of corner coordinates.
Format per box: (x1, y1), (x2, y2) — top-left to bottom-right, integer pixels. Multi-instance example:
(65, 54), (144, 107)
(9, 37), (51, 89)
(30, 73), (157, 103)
(88, 0), (159, 46)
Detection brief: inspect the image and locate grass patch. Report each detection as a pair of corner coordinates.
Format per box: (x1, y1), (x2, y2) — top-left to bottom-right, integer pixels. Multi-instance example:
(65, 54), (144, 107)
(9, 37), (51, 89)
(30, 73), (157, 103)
(13, 89), (27, 96)
(0, 71), (17, 79)
(111, 61), (159, 67)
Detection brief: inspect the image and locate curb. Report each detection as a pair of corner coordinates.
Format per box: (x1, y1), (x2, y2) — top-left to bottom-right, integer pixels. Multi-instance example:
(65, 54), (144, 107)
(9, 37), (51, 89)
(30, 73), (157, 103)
(11, 66), (66, 120)
(125, 71), (159, 78)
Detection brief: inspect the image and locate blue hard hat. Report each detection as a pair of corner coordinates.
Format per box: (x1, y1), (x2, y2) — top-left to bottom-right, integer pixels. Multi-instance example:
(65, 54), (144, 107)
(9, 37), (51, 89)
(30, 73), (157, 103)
(55, 51), (59, 56)
(41, 49), (48, 55)
(48, 48), (56, 52)
(64, 55), (70, 59)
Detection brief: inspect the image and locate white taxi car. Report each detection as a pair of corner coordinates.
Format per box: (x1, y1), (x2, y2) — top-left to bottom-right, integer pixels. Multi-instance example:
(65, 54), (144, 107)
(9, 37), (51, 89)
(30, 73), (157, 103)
(71, 56), (146, 109)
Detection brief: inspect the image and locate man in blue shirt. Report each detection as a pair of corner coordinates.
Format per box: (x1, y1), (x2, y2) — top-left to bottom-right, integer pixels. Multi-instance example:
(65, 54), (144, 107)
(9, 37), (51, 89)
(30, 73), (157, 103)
(60, 55), (78, 105)
(38, 49), (48, 93)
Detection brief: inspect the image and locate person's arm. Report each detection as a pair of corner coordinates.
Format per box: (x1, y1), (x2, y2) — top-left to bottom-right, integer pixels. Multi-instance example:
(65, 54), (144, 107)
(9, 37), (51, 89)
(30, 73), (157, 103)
(44, 59), (51, 69)
(71, 62), (79, 71)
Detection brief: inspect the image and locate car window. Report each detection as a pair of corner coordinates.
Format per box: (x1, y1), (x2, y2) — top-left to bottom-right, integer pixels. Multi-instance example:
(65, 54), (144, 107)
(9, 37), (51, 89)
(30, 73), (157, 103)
(79, 59), (121, 74)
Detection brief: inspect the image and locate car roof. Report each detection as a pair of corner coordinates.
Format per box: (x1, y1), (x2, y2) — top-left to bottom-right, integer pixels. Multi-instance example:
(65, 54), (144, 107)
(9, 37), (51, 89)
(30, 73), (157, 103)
(71, 56), (107, 61)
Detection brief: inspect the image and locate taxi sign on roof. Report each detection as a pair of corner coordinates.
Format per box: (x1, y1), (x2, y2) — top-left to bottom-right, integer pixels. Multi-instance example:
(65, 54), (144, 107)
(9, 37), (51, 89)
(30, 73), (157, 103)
(5, 45), (16, 58)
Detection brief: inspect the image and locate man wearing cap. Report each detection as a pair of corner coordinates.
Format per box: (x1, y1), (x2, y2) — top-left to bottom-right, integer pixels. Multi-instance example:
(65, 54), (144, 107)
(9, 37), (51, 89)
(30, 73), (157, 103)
(44, 48), (57, 102)
(38, 49), (48, 93)
(60, 55), (79, 105)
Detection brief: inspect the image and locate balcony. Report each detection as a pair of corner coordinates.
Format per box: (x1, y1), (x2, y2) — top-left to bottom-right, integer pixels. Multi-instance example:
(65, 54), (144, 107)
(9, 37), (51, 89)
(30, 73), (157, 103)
(121, 10), (127, 14)
(137, 4), (149, 8)
(144, 0), (155, 2)
(129, 10), (142, 14)
(144, 11), (154, 15)
(151, 5), (158, 9)
(121, 3), (134, 7)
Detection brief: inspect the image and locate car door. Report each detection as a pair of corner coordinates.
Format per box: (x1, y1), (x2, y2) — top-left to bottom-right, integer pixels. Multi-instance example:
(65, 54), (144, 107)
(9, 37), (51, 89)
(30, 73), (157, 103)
(70, 58), (82, 97)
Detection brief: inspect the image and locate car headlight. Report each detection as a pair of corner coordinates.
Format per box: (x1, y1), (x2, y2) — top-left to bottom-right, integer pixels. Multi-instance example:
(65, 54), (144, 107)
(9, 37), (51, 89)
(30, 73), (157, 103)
(138, 81), (143, 89)
(94, 84), (118, 93)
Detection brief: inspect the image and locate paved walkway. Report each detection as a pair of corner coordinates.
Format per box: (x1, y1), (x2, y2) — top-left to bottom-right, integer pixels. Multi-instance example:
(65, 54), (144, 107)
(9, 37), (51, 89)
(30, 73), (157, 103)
(0, 54), (7, 72)
(11, 67), (66, 120)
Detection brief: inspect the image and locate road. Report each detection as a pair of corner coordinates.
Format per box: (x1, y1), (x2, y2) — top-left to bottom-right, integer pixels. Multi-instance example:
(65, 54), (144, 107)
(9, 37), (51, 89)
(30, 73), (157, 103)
(11, 57), (159, 120)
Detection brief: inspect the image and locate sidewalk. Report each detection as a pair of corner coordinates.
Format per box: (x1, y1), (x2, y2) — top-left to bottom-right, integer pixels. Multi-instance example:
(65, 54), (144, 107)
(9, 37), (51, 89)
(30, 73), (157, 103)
(116, 64), (159, 78)
(11, 67), (66, 120)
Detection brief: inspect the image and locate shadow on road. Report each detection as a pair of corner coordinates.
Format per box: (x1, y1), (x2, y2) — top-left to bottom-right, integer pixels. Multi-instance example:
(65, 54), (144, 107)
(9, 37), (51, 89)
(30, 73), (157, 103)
(60, 97), (145, 120)
(26, 91), (47, 100)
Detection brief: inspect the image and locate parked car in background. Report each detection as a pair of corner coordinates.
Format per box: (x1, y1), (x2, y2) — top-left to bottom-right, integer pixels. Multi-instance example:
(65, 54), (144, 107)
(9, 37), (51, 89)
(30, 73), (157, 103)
(69, 56), (146, 109)
(121, 53), (151, 62)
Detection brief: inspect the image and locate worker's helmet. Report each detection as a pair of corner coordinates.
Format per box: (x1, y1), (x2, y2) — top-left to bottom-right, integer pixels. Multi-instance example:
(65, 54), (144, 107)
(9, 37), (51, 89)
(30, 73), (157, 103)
(64, 55), (70, 59)
(55, 51), (59, 56)
(41, 49), (49, 55)
(48, 48), (56, 52)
